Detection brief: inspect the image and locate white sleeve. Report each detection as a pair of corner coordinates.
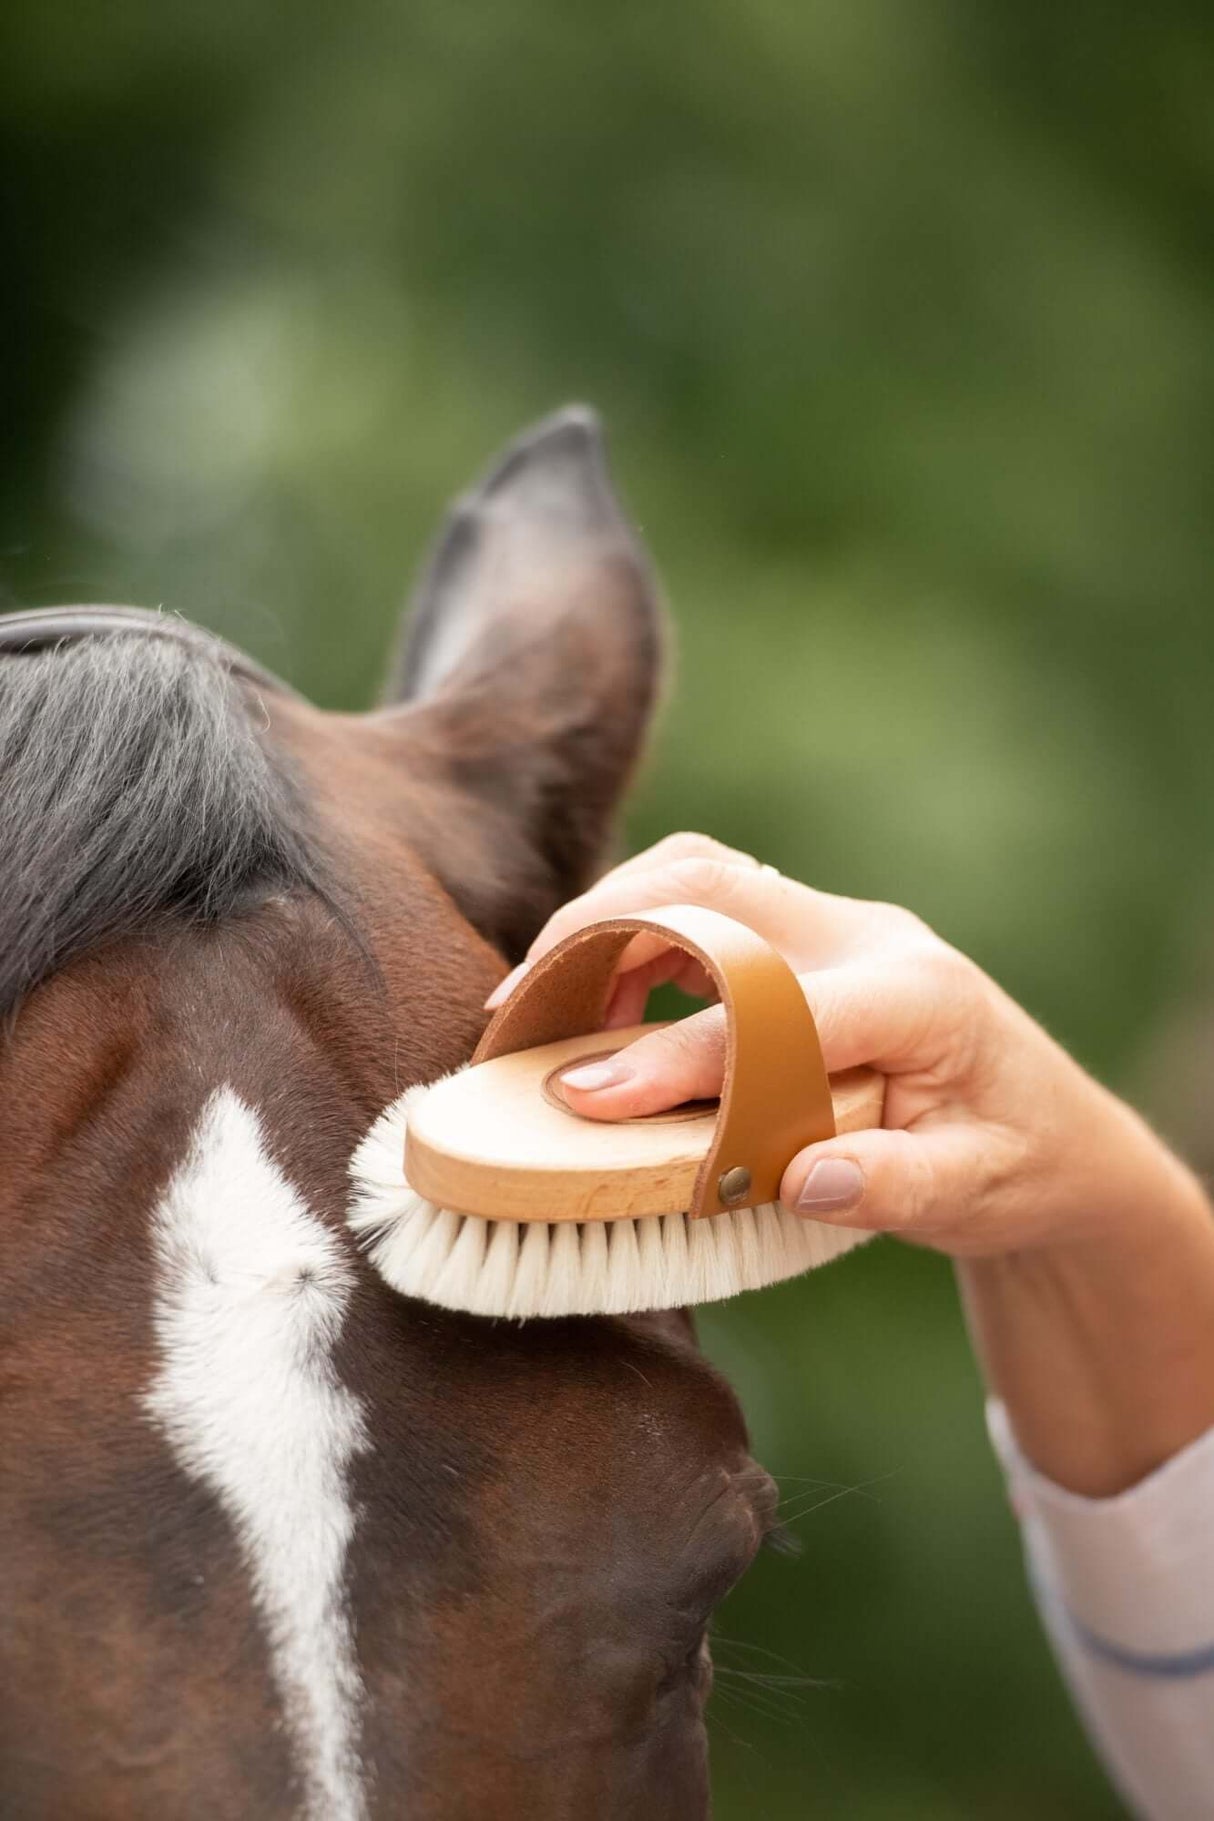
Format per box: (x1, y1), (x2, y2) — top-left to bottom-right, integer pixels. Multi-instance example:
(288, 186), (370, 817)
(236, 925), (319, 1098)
(988, 1401), (1214, 1821)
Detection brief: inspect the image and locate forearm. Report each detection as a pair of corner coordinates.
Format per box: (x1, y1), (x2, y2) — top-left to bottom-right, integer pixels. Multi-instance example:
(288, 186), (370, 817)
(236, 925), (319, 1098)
(958, 1110), (1214, 1498)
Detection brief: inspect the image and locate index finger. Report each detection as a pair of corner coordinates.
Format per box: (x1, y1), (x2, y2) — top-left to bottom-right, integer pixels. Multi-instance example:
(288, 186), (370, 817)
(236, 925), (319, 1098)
(526, 855), (861, 968)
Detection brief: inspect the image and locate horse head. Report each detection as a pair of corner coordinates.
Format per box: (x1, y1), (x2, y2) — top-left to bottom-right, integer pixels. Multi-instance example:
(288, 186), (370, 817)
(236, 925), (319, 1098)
(0, 409), (780, 1819)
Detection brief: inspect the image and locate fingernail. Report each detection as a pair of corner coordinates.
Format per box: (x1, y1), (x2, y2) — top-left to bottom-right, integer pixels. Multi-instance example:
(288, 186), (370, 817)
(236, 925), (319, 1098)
(485, 962), (529, 1009)
(560, 1060), (634, 1093)
(795, 1158), (864, 1215)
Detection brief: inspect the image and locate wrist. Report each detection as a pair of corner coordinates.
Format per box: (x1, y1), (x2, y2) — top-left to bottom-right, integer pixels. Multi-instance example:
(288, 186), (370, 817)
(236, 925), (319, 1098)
(959, 1130), (1214, 1497)
(1042, 1072), (1207, 1255)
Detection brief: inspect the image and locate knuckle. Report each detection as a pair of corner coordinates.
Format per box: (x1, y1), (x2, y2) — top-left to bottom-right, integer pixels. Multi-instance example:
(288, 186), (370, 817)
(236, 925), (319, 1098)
(870, 900), (933, 942)
(875, 942), (981, 1070)
(907, 1145), (939, 1222)
(659, 1010), (724, 1074)
(664, 855), (740, 901)
(651, 830), (723, 861)
(917, 941), (978, 1000)
(885, 1133), (935, 1226)
(655, 831), (759, 873)
(534, 896), (591, 949)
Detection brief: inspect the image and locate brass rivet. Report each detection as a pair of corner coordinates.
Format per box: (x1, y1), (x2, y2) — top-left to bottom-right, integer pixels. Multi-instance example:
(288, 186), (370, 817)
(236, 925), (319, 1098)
(717, 1166), (752, 1207)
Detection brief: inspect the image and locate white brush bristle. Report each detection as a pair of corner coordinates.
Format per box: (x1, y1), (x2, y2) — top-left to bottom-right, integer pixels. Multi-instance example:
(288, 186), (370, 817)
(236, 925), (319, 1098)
(348, 1082), (872, 1319)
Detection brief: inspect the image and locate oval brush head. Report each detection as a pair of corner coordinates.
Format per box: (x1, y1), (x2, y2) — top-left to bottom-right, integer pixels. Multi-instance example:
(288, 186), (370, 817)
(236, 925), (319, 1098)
(348, 1048), (885, 1318)
(347, 902), (887, 1320)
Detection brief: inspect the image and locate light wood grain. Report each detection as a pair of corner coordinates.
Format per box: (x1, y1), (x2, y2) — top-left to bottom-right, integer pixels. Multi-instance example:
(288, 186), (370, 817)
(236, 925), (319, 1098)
(405, 1023), (885, 1223)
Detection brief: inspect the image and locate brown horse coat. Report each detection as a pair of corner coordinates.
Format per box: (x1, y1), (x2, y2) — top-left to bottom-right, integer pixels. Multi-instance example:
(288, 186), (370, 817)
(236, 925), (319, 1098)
(0, 411), (780, 1819)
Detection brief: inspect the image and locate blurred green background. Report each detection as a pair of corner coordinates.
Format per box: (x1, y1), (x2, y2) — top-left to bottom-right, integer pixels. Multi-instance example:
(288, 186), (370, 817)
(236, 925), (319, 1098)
(5, 2), (1213, 1814)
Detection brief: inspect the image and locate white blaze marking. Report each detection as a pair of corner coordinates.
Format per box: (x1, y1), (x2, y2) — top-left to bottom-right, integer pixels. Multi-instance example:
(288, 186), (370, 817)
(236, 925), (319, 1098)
(144, 1089), (369, 1821)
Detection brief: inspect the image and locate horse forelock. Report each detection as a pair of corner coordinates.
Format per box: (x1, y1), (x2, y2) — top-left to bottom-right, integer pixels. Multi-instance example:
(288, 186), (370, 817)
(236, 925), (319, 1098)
(0, 635), (331, 1019)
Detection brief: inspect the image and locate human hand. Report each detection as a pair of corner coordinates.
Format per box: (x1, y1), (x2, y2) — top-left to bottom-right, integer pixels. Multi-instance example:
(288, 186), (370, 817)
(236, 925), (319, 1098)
(486, 833), (1192, 1260)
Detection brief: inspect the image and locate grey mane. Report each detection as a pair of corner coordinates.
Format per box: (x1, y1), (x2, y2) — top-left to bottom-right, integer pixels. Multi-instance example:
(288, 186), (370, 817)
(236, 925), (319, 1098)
(0, 634), (326, 1016)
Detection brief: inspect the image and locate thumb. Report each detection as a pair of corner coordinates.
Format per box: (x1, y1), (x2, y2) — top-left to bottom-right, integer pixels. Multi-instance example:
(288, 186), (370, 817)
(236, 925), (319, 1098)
(779, 1124), (985, 1240)
(557, 1003), (728, 1119)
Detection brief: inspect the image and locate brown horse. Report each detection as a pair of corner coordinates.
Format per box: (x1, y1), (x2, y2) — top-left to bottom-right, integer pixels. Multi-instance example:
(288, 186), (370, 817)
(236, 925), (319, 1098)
(0, 410), (781, 1820)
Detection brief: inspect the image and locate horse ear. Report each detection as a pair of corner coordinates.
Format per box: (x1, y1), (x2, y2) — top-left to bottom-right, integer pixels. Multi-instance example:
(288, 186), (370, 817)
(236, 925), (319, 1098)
(379, 407), (666, 959)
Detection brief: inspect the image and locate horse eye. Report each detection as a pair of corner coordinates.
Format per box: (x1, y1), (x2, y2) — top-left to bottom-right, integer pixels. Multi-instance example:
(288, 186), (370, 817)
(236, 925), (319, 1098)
(655, 1631), (711, 1697)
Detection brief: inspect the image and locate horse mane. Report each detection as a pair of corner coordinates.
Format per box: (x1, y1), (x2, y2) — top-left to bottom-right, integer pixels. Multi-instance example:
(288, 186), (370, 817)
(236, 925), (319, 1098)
(0, 634), (328, 1017)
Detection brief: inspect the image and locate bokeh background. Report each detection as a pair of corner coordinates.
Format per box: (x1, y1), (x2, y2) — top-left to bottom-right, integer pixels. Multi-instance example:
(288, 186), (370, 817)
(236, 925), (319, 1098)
(5, 3), (1213, 1814)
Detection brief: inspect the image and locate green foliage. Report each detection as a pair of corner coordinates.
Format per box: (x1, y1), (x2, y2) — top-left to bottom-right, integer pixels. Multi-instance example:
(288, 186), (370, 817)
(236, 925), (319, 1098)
(6, 3), (1211, 1811)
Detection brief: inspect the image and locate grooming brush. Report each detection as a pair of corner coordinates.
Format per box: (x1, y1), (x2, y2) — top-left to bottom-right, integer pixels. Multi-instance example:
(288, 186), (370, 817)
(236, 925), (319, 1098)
(349, 903), (885, 1318)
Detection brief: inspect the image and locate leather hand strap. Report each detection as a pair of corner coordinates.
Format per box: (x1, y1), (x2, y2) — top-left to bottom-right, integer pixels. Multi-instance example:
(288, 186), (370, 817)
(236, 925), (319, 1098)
(474, 903), (835, 1219)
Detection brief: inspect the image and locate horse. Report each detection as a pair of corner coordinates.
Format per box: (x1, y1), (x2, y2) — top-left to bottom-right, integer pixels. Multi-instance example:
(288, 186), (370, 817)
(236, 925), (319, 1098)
(0, 409), (783, 1820)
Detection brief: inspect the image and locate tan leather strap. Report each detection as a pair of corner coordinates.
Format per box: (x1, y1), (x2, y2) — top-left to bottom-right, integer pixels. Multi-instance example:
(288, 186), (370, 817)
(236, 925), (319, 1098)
(474, 903), (835, 1219)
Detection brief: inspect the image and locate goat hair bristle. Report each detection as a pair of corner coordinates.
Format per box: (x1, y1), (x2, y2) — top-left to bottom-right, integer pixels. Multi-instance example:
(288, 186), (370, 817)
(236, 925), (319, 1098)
(348, 1088), (870, 1319)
